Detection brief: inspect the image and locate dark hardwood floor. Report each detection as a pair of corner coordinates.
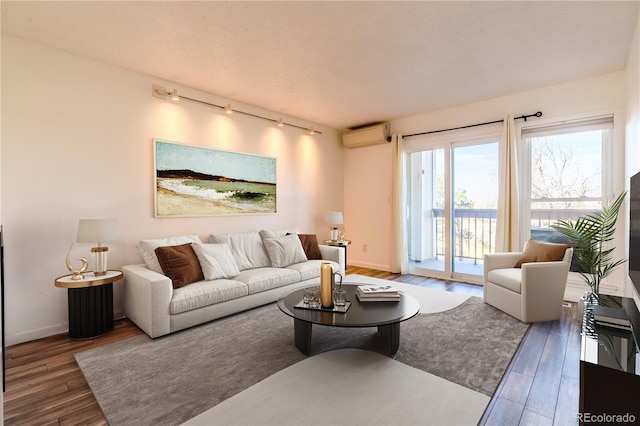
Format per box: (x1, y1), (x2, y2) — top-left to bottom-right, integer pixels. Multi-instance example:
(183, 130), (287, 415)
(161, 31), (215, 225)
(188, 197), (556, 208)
(348, 266), (581, 426)
(3, 266), (580, 425)
(3, 319), (143, 425)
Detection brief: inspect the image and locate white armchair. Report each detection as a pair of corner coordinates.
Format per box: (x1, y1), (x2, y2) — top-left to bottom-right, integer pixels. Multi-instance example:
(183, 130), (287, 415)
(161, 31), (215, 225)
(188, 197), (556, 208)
(483, 245), (573, 323)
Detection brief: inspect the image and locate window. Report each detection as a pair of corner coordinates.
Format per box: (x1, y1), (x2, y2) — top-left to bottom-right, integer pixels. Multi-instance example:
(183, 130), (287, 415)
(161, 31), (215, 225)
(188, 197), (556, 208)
(521, 116), (613, 243)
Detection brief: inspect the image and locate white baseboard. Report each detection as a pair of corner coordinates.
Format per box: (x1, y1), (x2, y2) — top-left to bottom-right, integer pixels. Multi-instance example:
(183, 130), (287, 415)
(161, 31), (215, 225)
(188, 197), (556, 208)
(6, 309), (125, 346)
(564, 272), (621, 303)
(6, 323), (68, 346)
(347, 260), (392, 272)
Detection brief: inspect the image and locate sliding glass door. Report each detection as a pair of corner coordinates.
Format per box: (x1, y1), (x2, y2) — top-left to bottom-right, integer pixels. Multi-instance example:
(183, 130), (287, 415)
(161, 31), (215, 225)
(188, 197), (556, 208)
(407, 147), (447, 273)
(451, 143), (499, 276)
(405, 130), (500, 282)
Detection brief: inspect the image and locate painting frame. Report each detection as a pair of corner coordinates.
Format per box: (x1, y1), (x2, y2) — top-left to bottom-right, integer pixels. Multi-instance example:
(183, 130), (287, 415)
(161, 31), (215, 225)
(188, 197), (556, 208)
(154, 139), (277, 217)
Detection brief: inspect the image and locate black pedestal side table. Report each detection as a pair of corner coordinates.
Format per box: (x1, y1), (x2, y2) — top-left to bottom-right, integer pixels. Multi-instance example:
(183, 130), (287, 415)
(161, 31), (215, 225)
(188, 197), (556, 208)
(55, 270), (123, 339)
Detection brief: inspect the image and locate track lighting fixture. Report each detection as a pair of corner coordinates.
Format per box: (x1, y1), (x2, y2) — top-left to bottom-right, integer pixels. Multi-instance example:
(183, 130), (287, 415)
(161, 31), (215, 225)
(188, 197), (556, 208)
(151, 84), (321, 135)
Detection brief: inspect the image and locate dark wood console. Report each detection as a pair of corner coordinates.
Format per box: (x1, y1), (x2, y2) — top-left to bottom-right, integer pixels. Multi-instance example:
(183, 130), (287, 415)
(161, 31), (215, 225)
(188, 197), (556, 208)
(580, 295), (640, 424)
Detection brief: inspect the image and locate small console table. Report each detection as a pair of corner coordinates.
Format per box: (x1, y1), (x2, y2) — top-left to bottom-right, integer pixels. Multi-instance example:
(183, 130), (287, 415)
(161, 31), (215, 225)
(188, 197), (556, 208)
(55, 270), (123, 339)
(324, 239), (351, 267)
(580, 294), (640, 423)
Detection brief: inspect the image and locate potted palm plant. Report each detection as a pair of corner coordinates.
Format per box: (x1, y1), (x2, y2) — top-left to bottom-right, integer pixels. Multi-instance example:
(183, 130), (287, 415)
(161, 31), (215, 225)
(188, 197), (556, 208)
(550, 191), (627, 296)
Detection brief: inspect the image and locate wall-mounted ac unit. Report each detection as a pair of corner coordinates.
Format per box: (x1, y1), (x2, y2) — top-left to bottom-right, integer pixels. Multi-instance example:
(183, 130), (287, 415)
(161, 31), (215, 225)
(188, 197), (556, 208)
(342, 122), (390, 148)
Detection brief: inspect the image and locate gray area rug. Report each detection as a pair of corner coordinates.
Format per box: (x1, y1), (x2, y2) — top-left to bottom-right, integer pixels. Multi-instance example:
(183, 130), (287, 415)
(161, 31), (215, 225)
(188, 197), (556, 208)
(76, 289), (529, 426)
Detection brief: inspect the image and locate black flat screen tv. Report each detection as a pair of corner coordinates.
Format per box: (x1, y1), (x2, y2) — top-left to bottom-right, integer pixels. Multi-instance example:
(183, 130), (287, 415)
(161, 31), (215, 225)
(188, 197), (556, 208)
(629, 171), (640, 297)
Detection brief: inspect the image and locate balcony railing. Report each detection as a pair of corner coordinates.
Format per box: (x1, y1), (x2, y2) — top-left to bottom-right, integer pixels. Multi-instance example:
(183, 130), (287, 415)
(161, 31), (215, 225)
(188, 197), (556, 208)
(432, 208), (496, 265)
(426, 208), (593, 266)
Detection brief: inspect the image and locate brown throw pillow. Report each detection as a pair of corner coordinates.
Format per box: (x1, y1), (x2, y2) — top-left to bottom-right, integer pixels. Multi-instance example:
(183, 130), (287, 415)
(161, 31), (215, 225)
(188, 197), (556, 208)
(514, 239), (570, 268)
(297, 234), (322, 260)
(155, 243), (204, 288)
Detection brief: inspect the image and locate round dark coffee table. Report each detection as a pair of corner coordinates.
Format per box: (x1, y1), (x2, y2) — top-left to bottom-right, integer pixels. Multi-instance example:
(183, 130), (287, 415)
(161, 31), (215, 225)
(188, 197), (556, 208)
(277, 283), (420, 356)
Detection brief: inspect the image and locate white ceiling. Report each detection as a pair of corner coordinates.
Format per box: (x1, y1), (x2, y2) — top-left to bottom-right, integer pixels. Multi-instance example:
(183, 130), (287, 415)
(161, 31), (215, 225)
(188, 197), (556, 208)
(2, 1), (639, 130)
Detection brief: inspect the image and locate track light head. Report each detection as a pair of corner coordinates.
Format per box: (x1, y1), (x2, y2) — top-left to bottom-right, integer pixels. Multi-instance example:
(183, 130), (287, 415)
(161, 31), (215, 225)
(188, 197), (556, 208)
(152, 84), (181, 101)
(225, 104), (233, 114)
(276, 118), (284, 127)
(308, 127), (315, 135)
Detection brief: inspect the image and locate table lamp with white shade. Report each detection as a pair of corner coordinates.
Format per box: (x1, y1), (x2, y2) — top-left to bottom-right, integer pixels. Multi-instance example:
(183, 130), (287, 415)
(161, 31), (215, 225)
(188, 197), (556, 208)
(76, 218), (119, 276)
(325, 211), (344, 241)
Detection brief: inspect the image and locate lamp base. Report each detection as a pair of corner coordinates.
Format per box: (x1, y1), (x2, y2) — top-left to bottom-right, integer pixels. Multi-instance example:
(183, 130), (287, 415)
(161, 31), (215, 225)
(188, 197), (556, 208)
(91, 246), (109, 276)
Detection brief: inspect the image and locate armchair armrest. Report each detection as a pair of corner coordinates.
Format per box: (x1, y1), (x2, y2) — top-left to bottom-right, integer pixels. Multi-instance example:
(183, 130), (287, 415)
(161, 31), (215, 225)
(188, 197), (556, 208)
(521, 260), (571, 320)
(318, 244), (345, 275)
(122, 264), (173, 338)
(521, 261), (570, 293)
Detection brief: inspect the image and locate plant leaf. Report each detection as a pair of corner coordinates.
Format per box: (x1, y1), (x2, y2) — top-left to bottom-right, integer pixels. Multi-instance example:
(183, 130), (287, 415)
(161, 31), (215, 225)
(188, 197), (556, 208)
(550, 192), (627, 293)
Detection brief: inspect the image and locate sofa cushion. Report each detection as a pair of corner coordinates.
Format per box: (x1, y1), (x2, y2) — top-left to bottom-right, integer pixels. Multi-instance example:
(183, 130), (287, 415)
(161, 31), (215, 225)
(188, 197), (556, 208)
(155, 243), (205, 289)
(170, 279), (249, 314)
(209, 231), (270, 271)
(487, 268), (522, 294)
(137, 234), (202, 274)
(233, 267), (301, 294)
(286, 259), (340, 281)
(514, 239), (570, 268)
(297, 234), (323, 260)
(263, 234), (308, 267)
(192, 243), (241, 280)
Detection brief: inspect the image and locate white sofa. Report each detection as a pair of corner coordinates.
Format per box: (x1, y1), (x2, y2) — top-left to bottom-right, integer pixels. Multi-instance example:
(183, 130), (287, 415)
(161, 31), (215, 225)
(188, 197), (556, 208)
(123, 230), (345, 338)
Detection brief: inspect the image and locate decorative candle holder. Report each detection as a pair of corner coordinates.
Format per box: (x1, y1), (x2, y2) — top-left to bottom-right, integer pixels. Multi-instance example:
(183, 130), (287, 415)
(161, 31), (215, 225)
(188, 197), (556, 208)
(320, 262), (334, 309)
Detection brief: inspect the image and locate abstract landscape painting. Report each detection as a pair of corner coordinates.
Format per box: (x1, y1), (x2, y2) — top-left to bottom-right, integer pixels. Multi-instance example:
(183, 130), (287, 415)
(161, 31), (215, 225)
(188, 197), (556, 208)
(154, 140), (277, 217)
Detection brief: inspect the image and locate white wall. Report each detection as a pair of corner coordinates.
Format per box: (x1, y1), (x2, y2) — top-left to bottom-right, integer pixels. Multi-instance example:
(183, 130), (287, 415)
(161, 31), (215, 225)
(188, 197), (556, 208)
(345, 72), (627, 282)
(626, 11), (640, 304)
(629, 14), (640, 180)
(1, 36), (344, 345)
(1, 24), (4, 409)
(343, 143), (393, 271)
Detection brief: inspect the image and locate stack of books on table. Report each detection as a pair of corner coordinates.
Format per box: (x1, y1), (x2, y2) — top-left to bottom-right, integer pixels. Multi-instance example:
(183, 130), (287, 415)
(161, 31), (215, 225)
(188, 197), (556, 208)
(592, 305), (632, 331)
(356, 284), (400, 302)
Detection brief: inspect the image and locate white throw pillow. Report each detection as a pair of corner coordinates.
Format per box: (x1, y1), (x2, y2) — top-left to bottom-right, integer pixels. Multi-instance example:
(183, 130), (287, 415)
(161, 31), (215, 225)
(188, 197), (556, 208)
(259, 229), (300, 239)
(137, 235), (202, 274)
(192, 243), (240, 280)
(263, 234), (308, 268)
(209, 231), (271, 271)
